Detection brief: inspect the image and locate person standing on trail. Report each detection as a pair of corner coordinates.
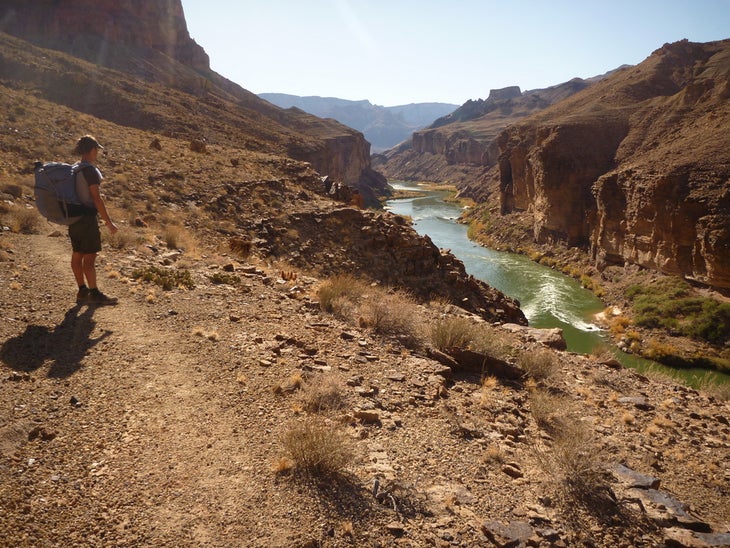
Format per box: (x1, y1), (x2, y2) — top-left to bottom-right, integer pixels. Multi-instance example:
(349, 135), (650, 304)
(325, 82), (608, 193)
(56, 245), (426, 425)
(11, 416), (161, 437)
(69, 135), (119, 305)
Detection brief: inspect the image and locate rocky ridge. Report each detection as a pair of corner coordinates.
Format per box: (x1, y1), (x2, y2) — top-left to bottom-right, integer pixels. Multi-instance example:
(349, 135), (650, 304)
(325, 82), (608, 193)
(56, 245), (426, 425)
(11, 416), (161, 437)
(259, 94), (458, 153)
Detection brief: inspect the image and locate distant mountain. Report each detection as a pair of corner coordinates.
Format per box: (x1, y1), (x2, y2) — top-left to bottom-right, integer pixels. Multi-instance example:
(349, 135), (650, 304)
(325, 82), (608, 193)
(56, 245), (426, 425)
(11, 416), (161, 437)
(259, 94), (458, 153)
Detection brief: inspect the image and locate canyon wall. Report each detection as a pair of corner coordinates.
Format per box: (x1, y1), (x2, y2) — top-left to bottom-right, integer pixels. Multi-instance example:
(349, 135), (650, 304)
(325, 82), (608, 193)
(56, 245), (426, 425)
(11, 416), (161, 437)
(0, 0), (209, 71)
(498, 39), (730, 288)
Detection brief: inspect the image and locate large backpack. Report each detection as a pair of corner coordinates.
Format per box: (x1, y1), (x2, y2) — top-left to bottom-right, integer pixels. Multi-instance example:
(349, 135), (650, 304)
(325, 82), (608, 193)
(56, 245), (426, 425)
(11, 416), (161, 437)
(33, 161), (91, 225)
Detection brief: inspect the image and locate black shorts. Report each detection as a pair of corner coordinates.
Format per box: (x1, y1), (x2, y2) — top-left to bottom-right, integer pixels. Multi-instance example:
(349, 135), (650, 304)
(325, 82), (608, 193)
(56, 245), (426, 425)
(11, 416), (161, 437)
(68, 214), (101, 254)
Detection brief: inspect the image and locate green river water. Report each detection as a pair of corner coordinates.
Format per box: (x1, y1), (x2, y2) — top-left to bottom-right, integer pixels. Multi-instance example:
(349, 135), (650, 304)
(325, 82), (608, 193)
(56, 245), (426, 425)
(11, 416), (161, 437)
(385, 182), (729, 387)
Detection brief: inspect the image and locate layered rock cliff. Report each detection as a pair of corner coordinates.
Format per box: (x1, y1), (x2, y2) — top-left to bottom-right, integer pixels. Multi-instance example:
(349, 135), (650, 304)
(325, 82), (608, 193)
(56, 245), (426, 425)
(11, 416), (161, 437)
(498, 39), (730, 289)
(0, 0), (384, 198)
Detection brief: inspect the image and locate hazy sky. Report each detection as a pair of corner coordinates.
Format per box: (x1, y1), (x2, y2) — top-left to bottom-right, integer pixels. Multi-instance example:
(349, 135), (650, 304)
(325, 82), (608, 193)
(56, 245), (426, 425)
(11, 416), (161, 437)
(180, 0), (729, 107)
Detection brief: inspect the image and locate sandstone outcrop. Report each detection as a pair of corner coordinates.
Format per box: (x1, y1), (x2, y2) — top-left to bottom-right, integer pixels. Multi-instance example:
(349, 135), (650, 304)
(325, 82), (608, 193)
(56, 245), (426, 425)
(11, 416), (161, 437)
(498, 39), (730, 288)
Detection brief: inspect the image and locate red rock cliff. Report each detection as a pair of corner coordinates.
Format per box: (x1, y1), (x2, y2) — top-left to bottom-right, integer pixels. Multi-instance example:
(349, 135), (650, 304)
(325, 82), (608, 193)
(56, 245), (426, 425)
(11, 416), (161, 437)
(0, 0), (209, 71)
(498, 39), (730, 289)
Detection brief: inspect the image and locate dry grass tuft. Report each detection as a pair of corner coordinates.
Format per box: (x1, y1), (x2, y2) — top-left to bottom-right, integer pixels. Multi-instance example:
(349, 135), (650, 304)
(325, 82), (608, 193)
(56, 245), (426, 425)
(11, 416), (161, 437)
(535, 413), (614, 514)
(483, 444), (506, 465)
(300, 375), (347, 413)
(529, 388), (573, 434)
(358, 290), (423, 344)
(430, 316), (475, 351)
(281, 419), (355, 477)
(318, 275), (424, 347)
(548, 421), (611, 504)
(104, 228), (140, 250)
(5, 206), (43, 234)
(317, 274), (368, 317)
(272, 456), (295, 475)
(273, 372), (304, 395)
(519, 348), (559, 382)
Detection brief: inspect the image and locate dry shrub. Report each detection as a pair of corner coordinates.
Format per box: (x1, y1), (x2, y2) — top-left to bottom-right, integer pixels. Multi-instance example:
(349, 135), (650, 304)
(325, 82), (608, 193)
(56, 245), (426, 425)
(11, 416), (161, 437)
(273, 372), (304, 395)
(162, 225), (185, 249)
(430, 316), (475, 351)
(317, 274), (368, 317)
(359, 289), (422, 344)
(228, 236), (252, 259)
(519, 348), (559, 382)
(301, 374), (347, 413)
(5, 206), (43, 234)
(1, 183), (23, 198)
(545, 420), (610, 504)
(272, 456), (295, 475)
(531, 389), (614, 512)
(483, 444), (506, 465)
(281, 419), (355, 476)
(470, 323), (509, 357)
(529, 388), (573, 434)
(609, 315), (631, 335)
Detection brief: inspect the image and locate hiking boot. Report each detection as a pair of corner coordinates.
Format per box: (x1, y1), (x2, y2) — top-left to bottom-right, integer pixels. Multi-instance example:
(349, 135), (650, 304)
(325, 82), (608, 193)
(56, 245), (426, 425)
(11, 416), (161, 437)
(76, 286), (90, 303)
(87, 288), (118, 306)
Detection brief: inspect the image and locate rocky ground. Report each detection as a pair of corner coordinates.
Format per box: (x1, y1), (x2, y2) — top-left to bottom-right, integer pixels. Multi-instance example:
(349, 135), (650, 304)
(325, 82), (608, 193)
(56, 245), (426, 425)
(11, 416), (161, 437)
(1, 224), (729, 547)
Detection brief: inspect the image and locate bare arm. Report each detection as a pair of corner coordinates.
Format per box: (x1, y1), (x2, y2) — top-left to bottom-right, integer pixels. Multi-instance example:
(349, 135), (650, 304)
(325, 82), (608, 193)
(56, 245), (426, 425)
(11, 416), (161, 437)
(89, 184), (118, 235)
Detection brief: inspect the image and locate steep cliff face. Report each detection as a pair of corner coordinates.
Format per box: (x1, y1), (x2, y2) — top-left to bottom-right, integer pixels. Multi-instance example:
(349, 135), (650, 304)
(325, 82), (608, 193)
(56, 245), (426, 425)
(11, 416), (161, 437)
(0, 0), (209, 71)
(0, 0), (382, 195)
(498, 39), (730, 288)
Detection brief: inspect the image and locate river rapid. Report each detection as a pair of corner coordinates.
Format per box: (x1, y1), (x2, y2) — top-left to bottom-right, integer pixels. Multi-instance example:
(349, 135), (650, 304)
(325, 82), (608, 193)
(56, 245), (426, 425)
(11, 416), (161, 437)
(385, 182), (728, 386)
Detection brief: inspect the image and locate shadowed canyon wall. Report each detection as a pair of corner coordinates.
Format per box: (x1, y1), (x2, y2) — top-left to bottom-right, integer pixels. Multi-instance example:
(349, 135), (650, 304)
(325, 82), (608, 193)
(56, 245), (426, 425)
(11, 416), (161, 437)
(498, 39), (730, 288)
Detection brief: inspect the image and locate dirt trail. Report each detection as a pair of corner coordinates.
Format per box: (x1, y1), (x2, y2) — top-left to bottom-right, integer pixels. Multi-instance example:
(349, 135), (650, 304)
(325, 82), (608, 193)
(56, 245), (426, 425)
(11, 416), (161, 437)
(0, 233), (302, 546)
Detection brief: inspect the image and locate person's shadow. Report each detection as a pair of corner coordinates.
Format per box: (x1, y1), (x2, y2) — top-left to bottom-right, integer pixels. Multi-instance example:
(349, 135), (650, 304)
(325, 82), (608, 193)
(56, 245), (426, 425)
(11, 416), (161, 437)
(1, 305), (112, 378)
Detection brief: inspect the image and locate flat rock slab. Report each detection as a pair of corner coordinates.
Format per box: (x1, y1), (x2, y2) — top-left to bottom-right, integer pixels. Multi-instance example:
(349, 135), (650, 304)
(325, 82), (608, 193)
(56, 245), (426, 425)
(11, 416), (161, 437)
(664, 527), (730, 548)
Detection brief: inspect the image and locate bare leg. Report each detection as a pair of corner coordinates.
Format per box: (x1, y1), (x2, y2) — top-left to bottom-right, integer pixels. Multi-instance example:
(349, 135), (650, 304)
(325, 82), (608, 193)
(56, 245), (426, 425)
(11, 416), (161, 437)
(82, 253), (98, 289)
(71, 252), (85, 286)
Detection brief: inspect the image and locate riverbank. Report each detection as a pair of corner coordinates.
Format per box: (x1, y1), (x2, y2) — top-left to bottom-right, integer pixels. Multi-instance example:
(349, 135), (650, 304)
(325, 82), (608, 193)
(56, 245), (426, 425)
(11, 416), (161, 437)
(460, 200), (730, 381)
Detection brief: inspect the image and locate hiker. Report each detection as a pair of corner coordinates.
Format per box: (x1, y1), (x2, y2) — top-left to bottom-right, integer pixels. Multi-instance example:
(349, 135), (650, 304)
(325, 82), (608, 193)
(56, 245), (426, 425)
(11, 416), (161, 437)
(69, 135), (119, 305)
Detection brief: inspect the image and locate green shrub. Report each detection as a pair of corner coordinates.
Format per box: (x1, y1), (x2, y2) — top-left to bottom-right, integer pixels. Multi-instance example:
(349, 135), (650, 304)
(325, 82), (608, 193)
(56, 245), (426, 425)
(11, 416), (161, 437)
(627, 277), (729, 344)
(131, 265), (195, 290)
(208, 272), (240, 285)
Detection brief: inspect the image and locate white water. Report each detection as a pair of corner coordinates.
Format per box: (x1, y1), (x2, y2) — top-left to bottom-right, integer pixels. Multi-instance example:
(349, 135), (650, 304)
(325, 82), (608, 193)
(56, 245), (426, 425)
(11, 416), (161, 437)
(385, 183), (605, 353)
